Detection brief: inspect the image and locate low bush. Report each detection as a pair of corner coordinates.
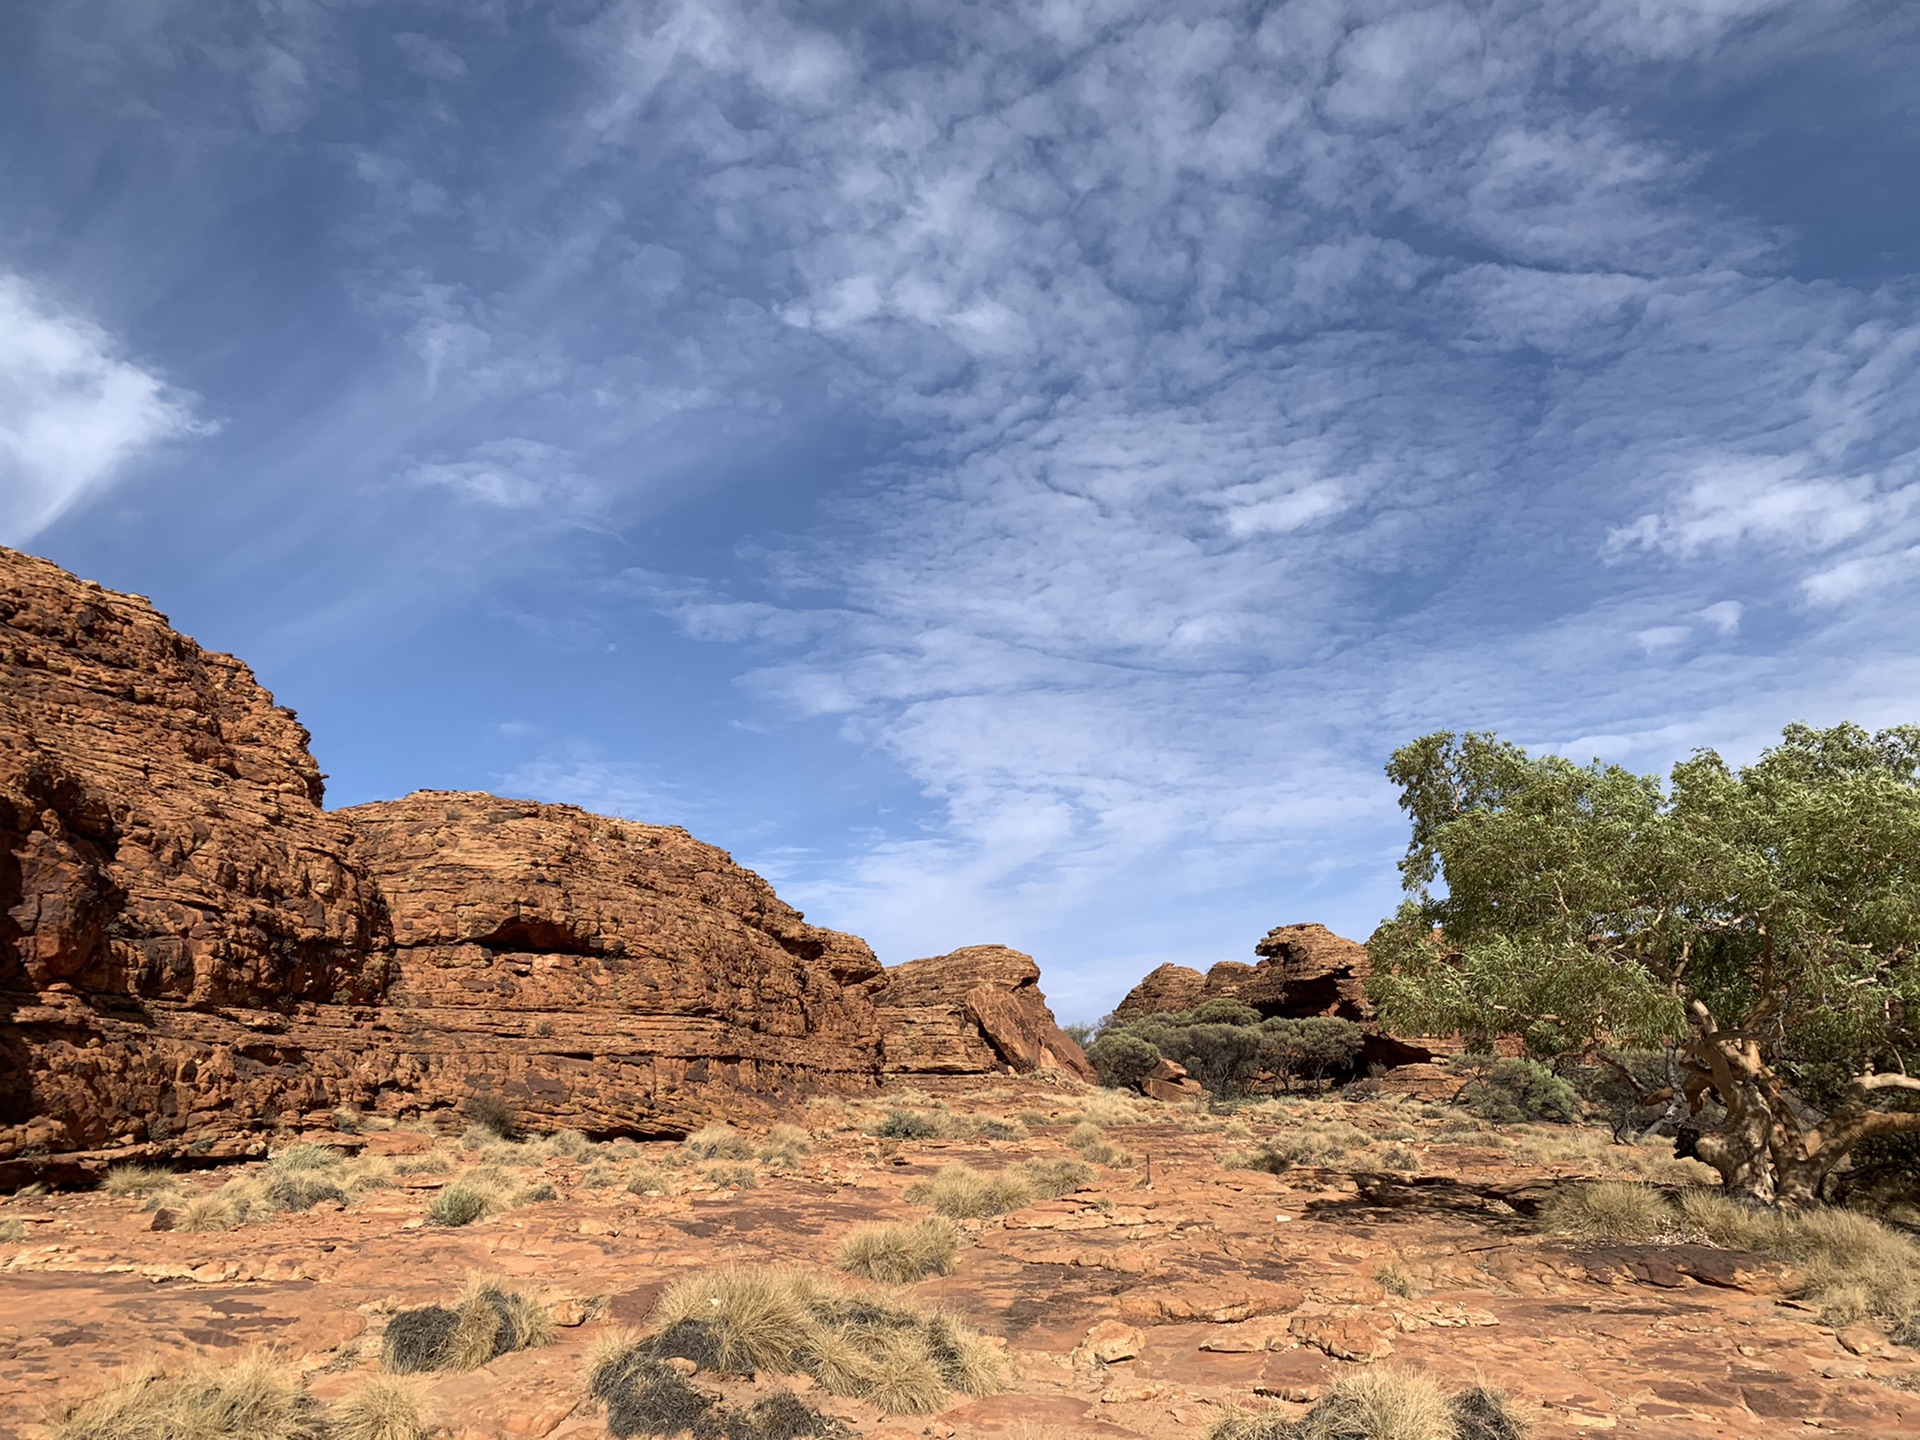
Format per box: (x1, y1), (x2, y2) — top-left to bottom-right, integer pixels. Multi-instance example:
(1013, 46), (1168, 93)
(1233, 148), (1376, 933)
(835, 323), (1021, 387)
(1224, 1123), (1367, 1175)
(702, 1163), (759, 1190)
(1459, 1059), (1580, 1125)
(684, 1124), (755, 1161)
(0, 1219), (24, 1242)
(427, 1184), (491, 1228)
(462, 1094), (519, 1140)
(838, 1218), (960, 1284)
(54, 1350), (326, 1440)
(266, 1174), (349, 1212)
(395, 1152), (452, 1177)
(872, 1110), (943, 1140)
(1086, 1032), (1161, 1091)
(1092, 1009), (1366, 1099)
(1072, 1091), (1148, 1128)
(588, 1341), (839, 1440)
(1677, 1190), (1920, 1334)
(382, 1278), (552, 1374)
(760, 1124), (814, 1168)
(545, 1129), (591, 1159)
(1210, 1367), (1527, 1440)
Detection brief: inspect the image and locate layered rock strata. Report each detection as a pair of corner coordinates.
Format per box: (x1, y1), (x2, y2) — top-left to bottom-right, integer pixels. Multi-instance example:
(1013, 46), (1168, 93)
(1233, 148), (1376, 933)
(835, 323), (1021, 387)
(0, 547), (1086, 1177)
(1110, 922), (1435, 1071)
(871, 944), (1095, 1082)
(1112, 923), (1375, 1024)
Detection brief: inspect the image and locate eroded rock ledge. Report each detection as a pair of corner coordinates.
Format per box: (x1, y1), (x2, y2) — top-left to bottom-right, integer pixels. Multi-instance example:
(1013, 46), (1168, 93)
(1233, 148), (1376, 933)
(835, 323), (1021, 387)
(0, 546), (1086, 1180)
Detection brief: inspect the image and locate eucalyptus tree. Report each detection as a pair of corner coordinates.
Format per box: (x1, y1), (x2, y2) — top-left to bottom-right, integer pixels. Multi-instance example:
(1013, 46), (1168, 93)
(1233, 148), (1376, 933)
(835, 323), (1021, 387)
(1368, 723), (1920, 1206)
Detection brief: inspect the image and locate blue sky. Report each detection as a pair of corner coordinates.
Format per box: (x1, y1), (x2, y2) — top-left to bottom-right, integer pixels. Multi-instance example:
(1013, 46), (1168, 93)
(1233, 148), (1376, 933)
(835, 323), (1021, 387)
(4, 1), (1918, 1021)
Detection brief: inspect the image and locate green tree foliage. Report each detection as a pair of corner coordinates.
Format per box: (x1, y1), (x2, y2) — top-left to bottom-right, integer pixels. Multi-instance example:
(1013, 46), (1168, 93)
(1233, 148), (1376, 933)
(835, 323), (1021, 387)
(1088, 1006), (1363, 1099)
(1369, 722), (1920, 1205)
(1459, 1058), (1581, 1125)
(1085, 1032), (1160, 1090)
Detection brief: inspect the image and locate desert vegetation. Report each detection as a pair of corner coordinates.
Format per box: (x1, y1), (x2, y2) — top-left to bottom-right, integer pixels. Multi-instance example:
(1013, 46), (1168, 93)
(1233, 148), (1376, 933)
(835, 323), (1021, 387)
(381, 1277), (554, 1374)
(837, 1217), (961, 1284)
(1370, 722), (1920, 1207)
(52, 1351), (430, 1440)
(587, 1266), (1006, 1421)
(1211, 1368), (1526, 1440)
(1087, 1004), (1366, 1099)
(903, 1159), (1093, 1218)
(1541, 1180), (1920, 1336)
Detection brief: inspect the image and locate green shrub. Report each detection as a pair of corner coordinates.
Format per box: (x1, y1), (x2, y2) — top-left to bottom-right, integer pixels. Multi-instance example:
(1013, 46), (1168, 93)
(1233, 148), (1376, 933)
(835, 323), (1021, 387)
(1258, 1017), (1365, 1090)
(427, 1184), (490, 1227)
(1461, 1058), (1580, 1125)
(1169, 1022), (1267, 1098)
(1086, 1032), (1161, 1091)
(874, 1110), (942, 1140)
(1191, 998), (1263, 1026)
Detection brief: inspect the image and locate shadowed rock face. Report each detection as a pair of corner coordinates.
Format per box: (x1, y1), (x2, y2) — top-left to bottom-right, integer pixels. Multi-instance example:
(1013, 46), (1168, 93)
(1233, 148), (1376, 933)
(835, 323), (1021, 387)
(1110, 923), (1375, 1024)
(0, 546), (1084, 1178)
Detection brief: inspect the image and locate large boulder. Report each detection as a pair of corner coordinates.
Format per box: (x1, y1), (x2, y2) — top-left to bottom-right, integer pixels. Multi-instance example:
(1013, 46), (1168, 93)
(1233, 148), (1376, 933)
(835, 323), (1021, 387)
(871, 944), (1094, 1081)
(0, 546), (1086, 1178)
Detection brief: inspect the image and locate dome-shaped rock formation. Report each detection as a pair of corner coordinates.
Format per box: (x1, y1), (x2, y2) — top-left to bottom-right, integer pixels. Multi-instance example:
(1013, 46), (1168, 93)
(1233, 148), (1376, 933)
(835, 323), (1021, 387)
(0, 546), (1086, 1182)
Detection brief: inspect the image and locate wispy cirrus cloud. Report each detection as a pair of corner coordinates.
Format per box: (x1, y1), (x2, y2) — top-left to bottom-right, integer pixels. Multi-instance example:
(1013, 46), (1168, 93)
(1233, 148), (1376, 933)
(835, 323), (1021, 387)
(0, 270), (205, 545)
(10, 0), (1919, 1015)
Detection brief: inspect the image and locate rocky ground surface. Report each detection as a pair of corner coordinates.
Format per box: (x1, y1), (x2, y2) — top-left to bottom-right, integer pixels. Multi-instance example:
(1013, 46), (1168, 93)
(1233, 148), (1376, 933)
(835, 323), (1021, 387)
(3, 1079), (1916, 1440)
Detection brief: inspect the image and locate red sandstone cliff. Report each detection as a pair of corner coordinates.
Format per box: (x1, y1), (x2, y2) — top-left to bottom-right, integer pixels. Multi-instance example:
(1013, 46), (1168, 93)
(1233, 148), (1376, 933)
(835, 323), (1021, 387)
(0, 547), (1086, 1180)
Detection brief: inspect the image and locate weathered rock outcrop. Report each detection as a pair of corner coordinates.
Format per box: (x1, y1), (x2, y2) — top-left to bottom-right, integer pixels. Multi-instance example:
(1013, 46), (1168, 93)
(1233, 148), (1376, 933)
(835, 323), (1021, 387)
(1111, 923), (1374, 1023)
(871, 944), (1095, 1082)
(0, 546), (1086, 1176)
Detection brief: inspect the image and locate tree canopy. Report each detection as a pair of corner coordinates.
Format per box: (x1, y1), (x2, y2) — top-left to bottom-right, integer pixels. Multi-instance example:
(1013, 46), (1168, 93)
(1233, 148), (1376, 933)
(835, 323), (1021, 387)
(1368, 722), (1920, 1205)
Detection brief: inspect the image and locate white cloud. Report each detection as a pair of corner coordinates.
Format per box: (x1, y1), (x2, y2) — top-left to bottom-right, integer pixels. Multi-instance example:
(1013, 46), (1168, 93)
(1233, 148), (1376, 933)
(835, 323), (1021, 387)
(559, 0), (1920, 982)
(0, 271), (204, 545)
(403, 438), (596, 512)
(1698, 600), (1743, 634)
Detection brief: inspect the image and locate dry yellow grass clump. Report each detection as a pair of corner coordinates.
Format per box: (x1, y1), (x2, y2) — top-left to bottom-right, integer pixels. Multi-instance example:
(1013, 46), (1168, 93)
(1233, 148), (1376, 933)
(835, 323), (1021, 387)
(100, 1165), (178, 1199)
(903, 1159), (1092, 1218)
(1538, 1181), (1685, 1242)
(606, 1266), (1006, 1415)
(683, 1124), (755, 1161)
(328, 1378), (429, 1440)
(54, 1350), (325, 1440)
(381, 1277), (554, 1374)
(1211, 1368), (1526, 1440)
(1539, 1181), (1920, 1335)
(837, 1217), (960, 1284)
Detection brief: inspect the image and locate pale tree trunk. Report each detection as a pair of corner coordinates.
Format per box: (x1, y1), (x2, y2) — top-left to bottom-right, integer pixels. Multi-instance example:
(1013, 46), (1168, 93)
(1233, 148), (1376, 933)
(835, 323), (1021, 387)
(1682, 1002), (1920, 1208)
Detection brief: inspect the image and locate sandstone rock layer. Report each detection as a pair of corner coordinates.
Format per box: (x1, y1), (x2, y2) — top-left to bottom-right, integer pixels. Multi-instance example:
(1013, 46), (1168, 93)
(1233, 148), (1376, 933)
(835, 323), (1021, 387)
(0, 547), (1086, 1176)
(1111, 923), (1374, 1024)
